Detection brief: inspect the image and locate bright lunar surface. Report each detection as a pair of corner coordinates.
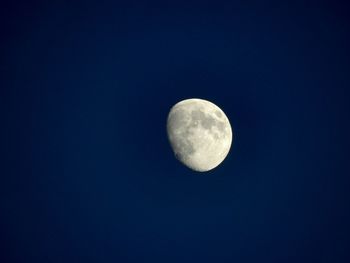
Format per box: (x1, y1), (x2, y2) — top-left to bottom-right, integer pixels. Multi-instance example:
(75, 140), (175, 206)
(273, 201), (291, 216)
(167, 98), (233, 172)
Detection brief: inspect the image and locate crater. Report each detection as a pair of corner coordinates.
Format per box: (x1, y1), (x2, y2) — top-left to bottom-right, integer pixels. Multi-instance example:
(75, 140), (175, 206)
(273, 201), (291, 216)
(191, 109), (217, 130)
(215, 110), (222, 118)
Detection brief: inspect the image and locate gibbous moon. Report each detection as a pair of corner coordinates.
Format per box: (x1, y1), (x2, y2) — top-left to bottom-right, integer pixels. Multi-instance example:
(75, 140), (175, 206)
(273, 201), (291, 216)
(167, 98), (233, 172)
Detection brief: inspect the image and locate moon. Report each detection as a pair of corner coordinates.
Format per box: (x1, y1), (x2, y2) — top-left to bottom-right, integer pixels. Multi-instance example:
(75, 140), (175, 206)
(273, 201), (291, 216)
(167, 98), (233, 172)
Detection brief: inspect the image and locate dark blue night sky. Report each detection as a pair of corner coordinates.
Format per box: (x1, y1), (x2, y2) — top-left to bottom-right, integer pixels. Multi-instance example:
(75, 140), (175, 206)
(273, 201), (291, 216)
(1, 1), (350, 262)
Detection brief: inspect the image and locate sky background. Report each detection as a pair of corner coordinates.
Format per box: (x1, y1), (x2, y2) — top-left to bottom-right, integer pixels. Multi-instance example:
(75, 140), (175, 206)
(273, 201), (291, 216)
(1, 1), (350, 262)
